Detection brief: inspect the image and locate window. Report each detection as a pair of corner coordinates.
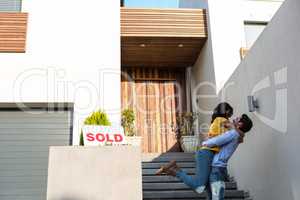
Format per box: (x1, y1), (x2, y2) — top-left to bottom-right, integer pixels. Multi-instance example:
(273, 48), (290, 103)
(245, 0), (284, 2)
(244, 21), (268, 48)
(179, 0), (206, 9)
(123, 0), (205, 9)
(124, 0), (180, 8)
(0, 0), (22, 12)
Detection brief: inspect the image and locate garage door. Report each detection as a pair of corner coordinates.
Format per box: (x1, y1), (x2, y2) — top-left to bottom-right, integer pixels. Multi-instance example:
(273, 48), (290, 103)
(0, 109), (73, 200)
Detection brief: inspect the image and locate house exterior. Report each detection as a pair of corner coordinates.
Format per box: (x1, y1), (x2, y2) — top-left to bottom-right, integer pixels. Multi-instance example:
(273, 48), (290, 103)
(120, 0), (284, 153)
(0, 0), (120, 199)
(2, 0), (299, 200)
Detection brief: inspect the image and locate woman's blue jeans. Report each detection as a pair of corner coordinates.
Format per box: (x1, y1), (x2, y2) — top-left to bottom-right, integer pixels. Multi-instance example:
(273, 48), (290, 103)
(176, 149), (215, 194)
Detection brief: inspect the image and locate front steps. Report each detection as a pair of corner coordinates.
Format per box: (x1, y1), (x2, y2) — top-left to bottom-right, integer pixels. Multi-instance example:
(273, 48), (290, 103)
(142, 153), (251, 200)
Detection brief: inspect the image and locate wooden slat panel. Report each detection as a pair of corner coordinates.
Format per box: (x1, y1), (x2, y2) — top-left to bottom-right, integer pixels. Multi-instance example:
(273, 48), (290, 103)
(121, 8), (208, 67)
(121, 8), (207, 37)
(0, 12), (28, 52)
(122, 68), (186, 153)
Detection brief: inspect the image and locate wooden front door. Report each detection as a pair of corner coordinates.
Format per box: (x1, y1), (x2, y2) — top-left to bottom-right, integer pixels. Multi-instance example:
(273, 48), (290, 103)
(121, 68), (186, 153)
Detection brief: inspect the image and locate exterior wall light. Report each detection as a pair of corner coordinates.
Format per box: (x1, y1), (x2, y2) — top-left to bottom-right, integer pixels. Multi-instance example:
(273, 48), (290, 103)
(247, 95), (259, 112)
(140, 44), (146, 47)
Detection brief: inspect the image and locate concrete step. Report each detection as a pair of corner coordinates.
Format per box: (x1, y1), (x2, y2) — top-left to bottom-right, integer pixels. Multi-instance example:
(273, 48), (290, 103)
(142, 153), (195, 162)
(141, 153), (249, 200)
(143, 175), (184, 183)
(145, 199), (251, 200)
(142, 175), (234, 183)
(143, 190), (247, 199)
(142, 161), (195, 169)
(143, 182), (237, 190)
(143, 168), (195, 175)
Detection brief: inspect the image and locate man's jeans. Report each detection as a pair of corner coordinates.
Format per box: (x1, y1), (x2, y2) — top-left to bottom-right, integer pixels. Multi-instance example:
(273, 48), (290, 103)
(175, 149), (215, 194)
(209, 166), (228, 200)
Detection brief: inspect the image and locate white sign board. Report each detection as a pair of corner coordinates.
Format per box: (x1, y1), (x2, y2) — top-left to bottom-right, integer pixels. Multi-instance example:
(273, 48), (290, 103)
(82, 125), (126, 146)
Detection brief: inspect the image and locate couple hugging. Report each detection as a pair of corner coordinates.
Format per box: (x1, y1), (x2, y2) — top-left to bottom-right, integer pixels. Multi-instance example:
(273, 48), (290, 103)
(156, 102), (253, 200)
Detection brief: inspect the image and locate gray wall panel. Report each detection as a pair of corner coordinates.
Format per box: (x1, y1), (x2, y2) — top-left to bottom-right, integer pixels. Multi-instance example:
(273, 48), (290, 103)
(0, 110), (72, 200)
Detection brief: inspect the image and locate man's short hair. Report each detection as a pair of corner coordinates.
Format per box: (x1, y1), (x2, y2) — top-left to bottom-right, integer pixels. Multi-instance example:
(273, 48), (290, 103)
(239, 114), (253, 133)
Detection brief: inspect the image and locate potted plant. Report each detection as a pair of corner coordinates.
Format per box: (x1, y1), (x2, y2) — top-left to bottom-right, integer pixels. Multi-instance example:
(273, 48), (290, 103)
(121, 108), (142, 146)
(174, 112), (200, 152)
(80, 110), (111, 146)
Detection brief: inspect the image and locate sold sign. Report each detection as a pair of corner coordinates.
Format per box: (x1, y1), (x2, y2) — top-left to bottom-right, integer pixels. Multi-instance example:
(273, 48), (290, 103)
(82, 125), (126, 146)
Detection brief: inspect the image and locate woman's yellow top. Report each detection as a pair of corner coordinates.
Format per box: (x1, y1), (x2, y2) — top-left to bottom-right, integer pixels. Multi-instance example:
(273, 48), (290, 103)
(202, 117), (230, 152)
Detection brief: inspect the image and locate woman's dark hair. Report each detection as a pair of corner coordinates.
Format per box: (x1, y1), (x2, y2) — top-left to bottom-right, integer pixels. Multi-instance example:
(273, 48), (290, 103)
(239, 114), (253, 133)
(211, 102), (233, 123)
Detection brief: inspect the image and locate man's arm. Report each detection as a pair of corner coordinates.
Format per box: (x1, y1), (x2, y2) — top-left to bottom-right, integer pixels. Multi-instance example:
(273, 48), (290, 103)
(202, 130), (237, 148)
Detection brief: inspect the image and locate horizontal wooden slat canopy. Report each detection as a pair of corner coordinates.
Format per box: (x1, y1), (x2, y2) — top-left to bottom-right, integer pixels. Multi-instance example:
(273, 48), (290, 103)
(121, 8), (207, 37)
(121, 8), (208, 67)
(0, 12), (28, 53)
(122, 36), (206, 67)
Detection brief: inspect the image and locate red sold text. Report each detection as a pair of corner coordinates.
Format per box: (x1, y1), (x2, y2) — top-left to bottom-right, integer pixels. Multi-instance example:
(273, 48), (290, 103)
(86, 132), (124, 143)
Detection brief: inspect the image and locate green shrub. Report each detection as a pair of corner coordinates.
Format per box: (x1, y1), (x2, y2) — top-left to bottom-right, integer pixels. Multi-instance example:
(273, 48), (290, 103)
(79, 130), (84, 146)
(174, 112), (199, 139)
(84, 110), (111, 126)
(79, 110), (111, 146)
(121, 108), (136, 137)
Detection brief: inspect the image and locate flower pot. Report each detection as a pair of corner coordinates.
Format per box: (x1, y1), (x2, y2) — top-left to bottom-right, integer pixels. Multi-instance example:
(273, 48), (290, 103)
(125, 136), (142, 147)
(180, 135), (200, 152)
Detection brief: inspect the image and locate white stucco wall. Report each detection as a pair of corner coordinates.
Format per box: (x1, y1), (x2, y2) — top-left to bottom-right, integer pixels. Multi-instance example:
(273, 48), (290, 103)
(0, 0), (121, 144)
(192, 0), (284, 126)
(219, 0), (299, 199)
(191, 15), (216, 132)
(243, 0), (284, 23)
(208, 0), (284, 92)
(192, 1), (298, 198)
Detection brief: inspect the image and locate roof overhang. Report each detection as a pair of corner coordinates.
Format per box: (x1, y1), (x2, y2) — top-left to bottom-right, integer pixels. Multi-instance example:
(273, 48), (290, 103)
(121, 8), (208, 68)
